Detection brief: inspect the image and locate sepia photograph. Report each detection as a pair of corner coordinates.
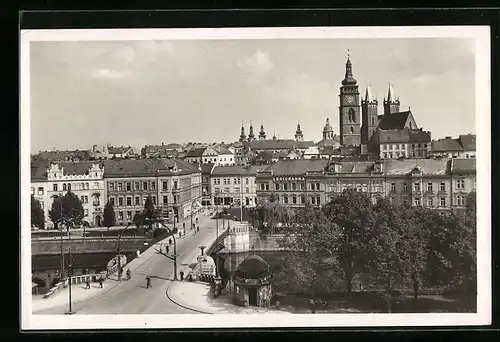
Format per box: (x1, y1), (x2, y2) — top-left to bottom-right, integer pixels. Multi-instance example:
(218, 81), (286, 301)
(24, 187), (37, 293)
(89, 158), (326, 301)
(21, 26), (491, 330)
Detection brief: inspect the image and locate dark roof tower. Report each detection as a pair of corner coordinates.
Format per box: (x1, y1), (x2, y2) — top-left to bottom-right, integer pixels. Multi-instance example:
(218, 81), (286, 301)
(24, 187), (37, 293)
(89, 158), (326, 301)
(239, 122), (246, 142)
(258, 124), (266, 140)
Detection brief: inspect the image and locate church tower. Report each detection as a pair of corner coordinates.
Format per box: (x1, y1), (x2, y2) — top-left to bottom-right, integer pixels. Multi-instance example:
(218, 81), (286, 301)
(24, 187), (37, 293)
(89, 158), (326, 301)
(322, 118), (334, 140)
(295, 122), (304, 142)
(258, 124), (266, 140)
(383, 83), (400, 115)
(239, 123), (246, 142)
(248, 121), (255, 142)
(361, 85), (379, 144)
(339, 53), (361, 146)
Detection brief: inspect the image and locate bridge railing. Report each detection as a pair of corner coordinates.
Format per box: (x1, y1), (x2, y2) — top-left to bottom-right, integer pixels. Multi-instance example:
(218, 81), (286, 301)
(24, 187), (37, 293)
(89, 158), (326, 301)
(205, 227), (230, 256)
(42, 272), (107, 299)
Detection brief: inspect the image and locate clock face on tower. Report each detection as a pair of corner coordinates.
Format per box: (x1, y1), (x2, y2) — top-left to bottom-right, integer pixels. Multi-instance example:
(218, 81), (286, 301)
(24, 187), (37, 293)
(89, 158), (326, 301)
(345, 95), (355, 105)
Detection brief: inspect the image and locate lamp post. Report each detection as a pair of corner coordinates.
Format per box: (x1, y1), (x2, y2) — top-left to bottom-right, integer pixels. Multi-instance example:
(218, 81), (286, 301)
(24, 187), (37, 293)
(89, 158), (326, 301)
(116, 223), (133, 281)
(65, 247), (74, 315)
(157, 221), (178, 280)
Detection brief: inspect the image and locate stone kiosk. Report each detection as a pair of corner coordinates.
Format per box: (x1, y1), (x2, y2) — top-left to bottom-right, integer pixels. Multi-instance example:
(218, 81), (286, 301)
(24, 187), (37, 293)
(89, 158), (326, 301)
(232, 254), (273, 308)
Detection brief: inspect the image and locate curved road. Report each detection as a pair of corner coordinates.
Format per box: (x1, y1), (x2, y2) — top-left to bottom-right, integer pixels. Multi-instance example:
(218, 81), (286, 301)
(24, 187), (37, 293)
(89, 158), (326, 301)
(37, 216), (231, 315)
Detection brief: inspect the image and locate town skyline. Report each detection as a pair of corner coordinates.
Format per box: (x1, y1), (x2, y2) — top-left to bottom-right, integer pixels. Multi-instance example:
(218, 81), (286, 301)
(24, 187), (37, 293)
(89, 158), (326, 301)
(30, 38), (476, 153)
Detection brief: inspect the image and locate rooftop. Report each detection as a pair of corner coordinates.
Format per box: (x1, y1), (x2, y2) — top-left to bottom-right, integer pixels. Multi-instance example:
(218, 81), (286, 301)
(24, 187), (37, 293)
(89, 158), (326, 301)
(451, 158), (476, 173)
(103, 158), (198, 178)
(377, 111), (412, 130)
(431, 137), (464, 152)
(383, 158), (450, 175)
(212, 165), (267, 176)
(185, 147), (207, 158)
(260, 159), (329, 176)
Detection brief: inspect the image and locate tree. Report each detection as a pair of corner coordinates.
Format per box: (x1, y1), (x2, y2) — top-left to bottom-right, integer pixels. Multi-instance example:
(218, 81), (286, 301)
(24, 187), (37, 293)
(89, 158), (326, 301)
(103, 201), (116, 230)
(261, 197), (294, 234)
(322, 189), (376, 299)
(133, 211), (145, 229)
(466, 190), (476, 213)
(31, 195), (45, 229)
(143, 194), (156, 227)
(48, 191), (85, 229)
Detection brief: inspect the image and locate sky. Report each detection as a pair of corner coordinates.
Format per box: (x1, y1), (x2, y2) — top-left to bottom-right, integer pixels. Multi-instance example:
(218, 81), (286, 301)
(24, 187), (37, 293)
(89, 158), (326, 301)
(29, 37), (476, 153)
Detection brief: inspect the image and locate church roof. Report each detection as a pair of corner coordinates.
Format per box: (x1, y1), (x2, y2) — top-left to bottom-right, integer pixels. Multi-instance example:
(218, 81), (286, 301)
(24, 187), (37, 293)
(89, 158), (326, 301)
(317, 136), (341, 148)
(234, 254), (271, 280)
(458, 134), (476, 151)
(377, 111), (411, 130)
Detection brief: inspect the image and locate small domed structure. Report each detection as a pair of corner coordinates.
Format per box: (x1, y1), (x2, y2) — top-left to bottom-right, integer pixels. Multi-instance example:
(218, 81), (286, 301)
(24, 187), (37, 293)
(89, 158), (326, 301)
(232, 254), (273, 308)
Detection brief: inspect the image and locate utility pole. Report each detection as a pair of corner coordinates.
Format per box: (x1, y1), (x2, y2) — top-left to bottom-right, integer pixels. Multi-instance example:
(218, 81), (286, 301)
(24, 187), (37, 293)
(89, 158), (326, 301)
(65, 247), (74, 315)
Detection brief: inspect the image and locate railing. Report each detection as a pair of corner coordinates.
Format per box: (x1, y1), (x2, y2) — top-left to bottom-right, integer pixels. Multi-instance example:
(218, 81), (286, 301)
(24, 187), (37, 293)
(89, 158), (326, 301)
(42, 272), (107, 299)
(206, 228), (230, 256)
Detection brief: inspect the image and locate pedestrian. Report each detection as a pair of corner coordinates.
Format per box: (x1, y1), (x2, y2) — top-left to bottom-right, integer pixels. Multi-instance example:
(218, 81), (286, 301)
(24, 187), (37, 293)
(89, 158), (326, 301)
(169, 238), (172, 245)
(98, 277), (103, 288)
(146, 276), (152, 288)
(180, 271), (184, 281)
(166, 245), (170, 254)
(179, 231), (181, 238)
(309, 299), (316, 314)
(85, 279), (90, 289)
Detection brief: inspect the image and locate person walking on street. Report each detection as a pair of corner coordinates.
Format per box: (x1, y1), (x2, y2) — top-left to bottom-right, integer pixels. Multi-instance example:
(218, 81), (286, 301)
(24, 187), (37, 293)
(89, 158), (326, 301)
(126, 269), (131, 280)
(85, 279), (91, 289)
(180, 271), (184, 281)
(98, 277), (103, 288)
(146, 276), (152, 288)
(169, 238), (172, 245)
(166, 245), (170, 254)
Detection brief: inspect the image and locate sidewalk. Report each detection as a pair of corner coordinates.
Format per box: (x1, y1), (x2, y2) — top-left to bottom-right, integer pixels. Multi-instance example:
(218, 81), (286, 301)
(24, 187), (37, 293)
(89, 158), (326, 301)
(32, 212), (212, 313)
(166, 281), (291, 314)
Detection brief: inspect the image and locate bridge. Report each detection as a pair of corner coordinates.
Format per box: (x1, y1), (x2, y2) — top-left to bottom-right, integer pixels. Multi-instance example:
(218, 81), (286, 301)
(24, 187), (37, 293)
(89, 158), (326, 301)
(31, 236), (147, 255)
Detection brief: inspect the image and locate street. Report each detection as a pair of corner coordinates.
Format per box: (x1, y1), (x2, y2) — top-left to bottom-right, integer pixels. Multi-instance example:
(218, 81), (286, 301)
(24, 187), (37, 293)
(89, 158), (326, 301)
(36, 214), (230, 315)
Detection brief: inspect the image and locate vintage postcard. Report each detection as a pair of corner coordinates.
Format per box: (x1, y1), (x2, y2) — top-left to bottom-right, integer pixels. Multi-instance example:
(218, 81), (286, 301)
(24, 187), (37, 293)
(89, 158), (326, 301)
(21, 26), (491, 330)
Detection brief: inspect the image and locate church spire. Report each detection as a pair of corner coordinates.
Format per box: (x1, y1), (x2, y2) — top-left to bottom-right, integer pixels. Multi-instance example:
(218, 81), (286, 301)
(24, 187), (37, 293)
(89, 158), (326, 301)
(295, 122), (304, 142)
(248, 120), (255, 141)
(341, 50), (357, 86)
(239, 122), (246, 142)
(383, 83), (401, 115)
(258, 123), (266, 140)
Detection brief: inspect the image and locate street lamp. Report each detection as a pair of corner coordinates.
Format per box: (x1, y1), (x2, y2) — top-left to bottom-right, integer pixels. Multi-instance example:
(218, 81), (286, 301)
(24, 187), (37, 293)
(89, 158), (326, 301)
(116, 223), (133, 281)
(65, 247), (75, 315)
(157, 220), (178, 280)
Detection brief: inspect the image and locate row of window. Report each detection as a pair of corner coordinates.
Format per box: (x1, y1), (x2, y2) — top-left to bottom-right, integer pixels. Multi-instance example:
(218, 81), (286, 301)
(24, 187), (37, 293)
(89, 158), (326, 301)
(382, 151), (428, 159)
(202, 157), (234, 163)
(109, 194), (181, 207)
(108, 180), (179, 192)
(382, 143), (428, 151)
(31, 182), (101, 195)
(269, 195), (321, 205)
(213, 178), (251, 185)
(390, 181), (452, 193)
(212, 187), (252, 194)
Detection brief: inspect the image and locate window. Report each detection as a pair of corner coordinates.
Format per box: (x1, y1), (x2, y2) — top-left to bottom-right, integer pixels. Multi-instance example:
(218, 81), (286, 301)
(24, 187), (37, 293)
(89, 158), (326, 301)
(126, 182), (131, 191)
(440, 182), (446, 192)
(81, 196), (85, 202)
(373, 183), (380, 193)
(245, 187), (249, 193)
(84, 196), (88, 203)
(126, 197), (132, 206)
(362, 184), (368, 192)
(356, 184), (362, 192)
(440, 197), (446, 207)
(246, 178), (249, 185)
(67, 184), (72, 191)
(84, 209), (88, 216)
(427, 182), (433, 192)
(383, 145), (387, 150)
(118, 197), (124, 206)
(300, 183), (304, 190)
(109, 183), (114, 192)
(53, 184), (58, 191)
(261, 184), (265, 191)
(275, 183), (279, 191)
(292, 196), (297, 204)
(427, 198), (433, 207)
(284, 196), (289, 204)
(456, 196), (465, 206)
(127, 211), (132, 220)
(94, 182), (99, 189)
(265, 184), (269, 191)
(163, 181), (168, 191)
(39, 201), (44, 209)
(349, 127), (354, 133)
(389, 144), (393, 150)
(414, 198), (421, 206)
(151, 182), (156, 190)
(457, 179), (465, 189)
(173, 181), (178, 189)
(117, 183), (123, 192)
(38, 187), (44, 195)
(110, 198), (115, 206)
(63, 184), (67, 191)
(403, 183), (408, 192)
(143, 182), (148, 190)
(284, 183), (288, 191)
(403, 197), (409, 205)
(311, 197), (316, 205)
(292, 183), (296, 190)
(135, 196), (140, 205)
(317, 197), (321, 205)
(163, 196), (168, 204)
(118, 211), (123, 220)
(134, 182), (140, 191)
(85, 183), (89, 190)
(301, 196), (305, 204)
(414, 182), (421, 192)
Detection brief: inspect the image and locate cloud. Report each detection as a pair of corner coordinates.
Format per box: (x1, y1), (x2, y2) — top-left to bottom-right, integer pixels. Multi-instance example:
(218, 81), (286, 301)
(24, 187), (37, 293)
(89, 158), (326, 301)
(92, 68), (131, 80)
(238, 50), (274, 74)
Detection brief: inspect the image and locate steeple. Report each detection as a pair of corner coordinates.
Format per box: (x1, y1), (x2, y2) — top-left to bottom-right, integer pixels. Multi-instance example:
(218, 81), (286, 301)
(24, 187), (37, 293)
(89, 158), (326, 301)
(258, 124), (266, 140)
(295, 122), (304, 142)
(341, 50), (357, 86)
(323, 118), (334, 140)
(383, 83), (401, 115)
(364, 85), (376, 103)
(248, 121), (255, 141)
(361, 84), (379, 144)
(239, 122), (246, 142)
(272, 130), (277, 140)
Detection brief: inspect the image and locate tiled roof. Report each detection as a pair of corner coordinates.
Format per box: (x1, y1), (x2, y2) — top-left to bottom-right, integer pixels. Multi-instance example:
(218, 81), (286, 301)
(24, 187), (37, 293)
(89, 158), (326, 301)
(339, 162), (375, 173)
(200, 163), (215, 175)
(377, 111), (411, 130)
(378, 129), (431, 144)
(451, 158), (476, 173)
(260, 159), (329, 176)
(295, 141), (315, 148)
(56, 161), (100, 175)
(33, 149), (91, 162)
(185, 148), (206, 158)
(320, 146), (342, 155)
(317, 137), (341, 149)
(164, 143), (183, 149)
(212, 165), (267, 176)
(214, 145), (234, 155)
(31, 161), (50, 181)
(108, 146), (132, 155)
(431, 138), (463, 152)
(384, 158), (449, 175)
(458, 134), (476, 151)
(103, 158), (198, 178)
(250, 140), (296, 150)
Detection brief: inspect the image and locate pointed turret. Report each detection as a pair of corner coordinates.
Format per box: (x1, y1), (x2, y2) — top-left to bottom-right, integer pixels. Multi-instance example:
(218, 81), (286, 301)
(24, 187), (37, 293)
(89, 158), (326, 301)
(341, 52), (357, 86)
(248, 121), (255, 142)
(383, 83), (401, 115)
(258, 124), (266, 140)
(295, 122), (304, 142)
(239, 122), (246, 142)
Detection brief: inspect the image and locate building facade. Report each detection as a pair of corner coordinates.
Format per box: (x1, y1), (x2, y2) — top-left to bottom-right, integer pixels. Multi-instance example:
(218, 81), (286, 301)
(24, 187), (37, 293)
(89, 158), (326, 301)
(103, 159), (202, 225)
(430, 134), (476, 159)
(45, 162), (106, 227)
(256, 158), (476, 211)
